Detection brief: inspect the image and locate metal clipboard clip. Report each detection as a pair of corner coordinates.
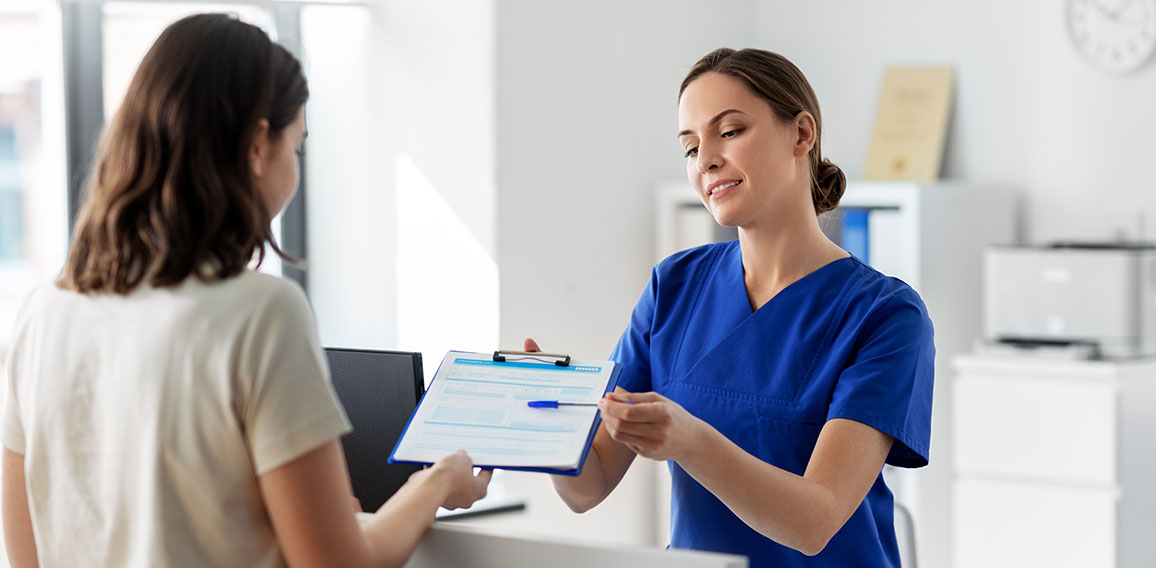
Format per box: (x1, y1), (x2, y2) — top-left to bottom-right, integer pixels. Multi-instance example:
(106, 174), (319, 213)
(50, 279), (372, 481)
(492, 350), (572, 367)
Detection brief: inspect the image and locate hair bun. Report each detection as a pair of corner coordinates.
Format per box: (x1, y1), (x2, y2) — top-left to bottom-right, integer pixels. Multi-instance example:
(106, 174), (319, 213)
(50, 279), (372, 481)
(812, 158), (846, 214)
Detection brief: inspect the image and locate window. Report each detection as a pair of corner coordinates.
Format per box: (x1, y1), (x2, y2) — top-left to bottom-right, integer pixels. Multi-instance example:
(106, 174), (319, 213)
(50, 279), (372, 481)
(0, 2), (68, 349)
(3, 1), (500, 372)
(101, 3), (276, 120)
(0, 128), (24, 260)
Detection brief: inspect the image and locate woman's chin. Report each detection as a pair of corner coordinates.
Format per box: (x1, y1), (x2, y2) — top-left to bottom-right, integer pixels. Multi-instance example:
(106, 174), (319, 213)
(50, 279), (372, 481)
(709, 212), (741, 230)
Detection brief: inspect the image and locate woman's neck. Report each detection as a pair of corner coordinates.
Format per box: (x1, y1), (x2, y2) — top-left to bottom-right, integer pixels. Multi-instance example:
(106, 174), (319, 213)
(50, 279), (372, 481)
(736, 206), (848, 311)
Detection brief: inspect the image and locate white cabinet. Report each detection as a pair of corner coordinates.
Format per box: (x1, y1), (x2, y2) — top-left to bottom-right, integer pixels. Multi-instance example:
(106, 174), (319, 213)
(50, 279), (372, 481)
(952, 354), (1156, 568)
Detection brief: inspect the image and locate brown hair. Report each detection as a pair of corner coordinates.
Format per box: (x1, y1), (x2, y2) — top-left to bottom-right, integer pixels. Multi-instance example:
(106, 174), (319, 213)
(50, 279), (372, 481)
(59, 13), (308, 294)
(680, 48), (845, 215)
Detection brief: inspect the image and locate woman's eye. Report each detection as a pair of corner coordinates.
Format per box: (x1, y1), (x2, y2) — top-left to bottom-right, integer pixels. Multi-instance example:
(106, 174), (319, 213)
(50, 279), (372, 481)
(683, 147), (698, 159)
(721, 128), (743, 139)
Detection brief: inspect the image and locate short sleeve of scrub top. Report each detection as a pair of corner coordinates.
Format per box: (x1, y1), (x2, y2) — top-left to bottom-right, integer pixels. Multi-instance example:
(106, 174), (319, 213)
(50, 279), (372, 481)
(611, 267), (658, 394)
(826, 289), (935, 467)
(609, 241), (934, 568)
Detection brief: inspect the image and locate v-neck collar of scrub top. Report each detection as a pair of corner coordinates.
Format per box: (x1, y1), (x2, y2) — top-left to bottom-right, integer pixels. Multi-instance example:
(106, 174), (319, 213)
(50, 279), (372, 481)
(726, 244), (856, 316)
(671, 243), (859, 398)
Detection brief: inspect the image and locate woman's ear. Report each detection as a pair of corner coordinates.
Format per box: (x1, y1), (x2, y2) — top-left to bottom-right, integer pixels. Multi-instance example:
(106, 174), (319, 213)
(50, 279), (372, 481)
(249, 118), (271, 178)
(793, 111), (816, 158)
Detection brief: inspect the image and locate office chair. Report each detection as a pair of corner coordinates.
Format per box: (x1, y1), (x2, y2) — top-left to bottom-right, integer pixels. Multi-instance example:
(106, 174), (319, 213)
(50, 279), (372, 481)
(894, 500), (918, 568)
(324, 347), (424, 512)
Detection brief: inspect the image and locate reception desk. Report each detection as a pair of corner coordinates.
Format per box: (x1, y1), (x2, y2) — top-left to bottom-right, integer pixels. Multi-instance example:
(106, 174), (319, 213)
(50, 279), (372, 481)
(403, 523), (747, 568)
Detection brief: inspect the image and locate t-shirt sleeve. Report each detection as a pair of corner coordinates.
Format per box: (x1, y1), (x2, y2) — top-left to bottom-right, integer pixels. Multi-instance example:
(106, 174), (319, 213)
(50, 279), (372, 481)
(610, 267), (658, 393)
(826, 288), (935, 468)
(2, 287), (41, 456)
(2, 345), (25, 455)
(240, 281), (351, 476)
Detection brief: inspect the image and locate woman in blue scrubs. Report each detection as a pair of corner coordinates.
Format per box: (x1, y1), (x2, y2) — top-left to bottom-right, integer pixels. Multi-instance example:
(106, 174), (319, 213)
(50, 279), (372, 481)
(535, 48), (934, 567)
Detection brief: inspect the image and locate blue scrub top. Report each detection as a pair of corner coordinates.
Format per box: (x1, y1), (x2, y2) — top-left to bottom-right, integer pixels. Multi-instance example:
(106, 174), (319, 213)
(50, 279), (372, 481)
(611, 241), (934, 568)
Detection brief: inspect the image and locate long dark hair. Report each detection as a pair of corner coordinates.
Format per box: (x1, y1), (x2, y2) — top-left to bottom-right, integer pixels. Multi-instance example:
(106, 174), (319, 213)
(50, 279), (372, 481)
(680, 48), (845, 214)
(59, 13), (308, 294)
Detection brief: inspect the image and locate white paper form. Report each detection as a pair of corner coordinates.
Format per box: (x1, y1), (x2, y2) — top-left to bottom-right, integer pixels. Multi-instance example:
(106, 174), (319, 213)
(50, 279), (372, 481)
(391, 351), (618, 471)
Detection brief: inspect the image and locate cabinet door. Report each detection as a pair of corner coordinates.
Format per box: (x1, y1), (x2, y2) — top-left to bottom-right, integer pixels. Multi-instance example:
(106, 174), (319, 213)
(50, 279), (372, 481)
(954, 374), (1117, 484)
(954, 478), (1116, 568)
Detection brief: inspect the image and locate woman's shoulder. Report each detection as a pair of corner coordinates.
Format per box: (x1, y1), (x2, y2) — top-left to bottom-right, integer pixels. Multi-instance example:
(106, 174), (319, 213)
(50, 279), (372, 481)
(217, 269), (304, 298)
(9, 280), (66, 325)
(175, 269), (300, 301)
(185, 270), (312, 322)
(655, 240), (737, 277)
(841, 257), (930, 321)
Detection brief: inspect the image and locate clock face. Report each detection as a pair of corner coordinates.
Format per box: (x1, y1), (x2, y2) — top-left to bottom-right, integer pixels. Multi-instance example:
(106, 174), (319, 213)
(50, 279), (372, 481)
(1067, 0), (1156, 73)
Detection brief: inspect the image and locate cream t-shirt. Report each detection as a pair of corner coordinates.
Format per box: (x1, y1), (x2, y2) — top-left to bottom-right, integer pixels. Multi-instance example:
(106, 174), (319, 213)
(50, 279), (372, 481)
(2, 271), (351, 567)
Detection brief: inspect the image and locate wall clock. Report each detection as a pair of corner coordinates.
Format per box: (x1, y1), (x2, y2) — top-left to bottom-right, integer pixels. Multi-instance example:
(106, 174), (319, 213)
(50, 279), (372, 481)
(1067, 0), (1156, 73)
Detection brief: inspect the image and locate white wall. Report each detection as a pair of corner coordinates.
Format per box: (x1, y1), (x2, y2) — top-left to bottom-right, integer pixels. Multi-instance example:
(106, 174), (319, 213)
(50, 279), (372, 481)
(303, 4), (393, 349)
(378, 1), (497, 259)
(377, 0), (499, 369)
(1021, 0), (1156, 243)
(754, 0), (1156, 244)
(308, 0), (498, 363)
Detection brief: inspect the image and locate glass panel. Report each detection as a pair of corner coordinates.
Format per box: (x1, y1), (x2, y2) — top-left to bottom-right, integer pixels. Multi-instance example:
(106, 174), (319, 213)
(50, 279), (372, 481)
(297, 4), (389, 347)
(0, 2), (68, 349)
(0, 128), (24, 260)
(102, 2), (276, 119)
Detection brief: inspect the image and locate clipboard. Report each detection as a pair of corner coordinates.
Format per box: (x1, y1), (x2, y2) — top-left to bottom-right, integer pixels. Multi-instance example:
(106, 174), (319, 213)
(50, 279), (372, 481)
(388, 350), (622, 475)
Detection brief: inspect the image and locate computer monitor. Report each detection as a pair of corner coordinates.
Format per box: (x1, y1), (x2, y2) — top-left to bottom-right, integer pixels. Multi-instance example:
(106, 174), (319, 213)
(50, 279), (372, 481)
(324, 347), (424, 512)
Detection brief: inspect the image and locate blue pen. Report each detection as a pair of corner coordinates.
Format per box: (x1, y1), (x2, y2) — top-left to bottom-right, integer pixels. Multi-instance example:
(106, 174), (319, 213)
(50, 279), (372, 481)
(527, 400), (598, 408)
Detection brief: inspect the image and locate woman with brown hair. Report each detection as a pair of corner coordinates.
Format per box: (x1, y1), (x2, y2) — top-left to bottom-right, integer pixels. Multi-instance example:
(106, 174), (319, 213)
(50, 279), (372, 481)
(2, 13), (489, 568)
(536, 47), (934, 567)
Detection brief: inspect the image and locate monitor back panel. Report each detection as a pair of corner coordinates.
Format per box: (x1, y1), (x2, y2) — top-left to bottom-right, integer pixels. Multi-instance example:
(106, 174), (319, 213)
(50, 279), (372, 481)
(325, 347), (424, 512)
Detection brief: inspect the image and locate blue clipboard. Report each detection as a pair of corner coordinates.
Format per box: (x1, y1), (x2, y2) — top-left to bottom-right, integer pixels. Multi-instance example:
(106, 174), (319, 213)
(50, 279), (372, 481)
(388, 350), (622, 476)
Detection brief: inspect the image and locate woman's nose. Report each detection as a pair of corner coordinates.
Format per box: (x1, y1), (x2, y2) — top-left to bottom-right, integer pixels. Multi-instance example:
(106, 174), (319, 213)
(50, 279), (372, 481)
(696, 144), (722, 174)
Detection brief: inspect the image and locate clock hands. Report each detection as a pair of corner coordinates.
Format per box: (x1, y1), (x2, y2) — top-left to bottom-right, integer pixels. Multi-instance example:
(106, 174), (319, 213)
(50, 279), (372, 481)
(1108, 0), (1138, 20)
(1087, 0), (1118, 20)
(1085, 0), (1150, 28)
(1089, 0), (1142, 22)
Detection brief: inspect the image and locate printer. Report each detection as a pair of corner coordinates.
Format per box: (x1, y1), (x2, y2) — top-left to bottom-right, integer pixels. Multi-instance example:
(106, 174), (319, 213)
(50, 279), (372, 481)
(983, 242), (1156, 359)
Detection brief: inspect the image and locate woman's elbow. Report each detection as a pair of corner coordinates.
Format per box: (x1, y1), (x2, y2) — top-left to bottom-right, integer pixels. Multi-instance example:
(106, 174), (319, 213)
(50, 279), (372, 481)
(778, 517), (839, 557)
(797, 534), (834, 557)
(557, 491), (600, 514)
(550, 475), (608, 514)
(786, 490), (851, 556)
(564, 500), (592, 514)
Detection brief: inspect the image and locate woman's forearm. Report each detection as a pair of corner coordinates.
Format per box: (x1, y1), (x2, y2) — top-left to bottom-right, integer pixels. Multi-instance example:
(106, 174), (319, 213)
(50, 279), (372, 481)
(261, 443), (489, 568)
(551, 427), (636, 513)
(358, 468), (452, 568)
(678, 428), (838, 555)
(3, 450), (39, 568)
(552, 440), (611, 513)
(675, 419), (891, 556)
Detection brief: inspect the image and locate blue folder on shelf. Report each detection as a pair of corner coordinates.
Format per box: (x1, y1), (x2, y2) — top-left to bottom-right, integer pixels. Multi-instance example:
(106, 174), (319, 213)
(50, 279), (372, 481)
(389, 350), (622, 476)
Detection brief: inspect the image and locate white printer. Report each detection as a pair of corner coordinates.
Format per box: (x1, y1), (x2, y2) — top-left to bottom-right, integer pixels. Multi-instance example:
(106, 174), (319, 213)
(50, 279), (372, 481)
(983, 242), (1156, 359)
